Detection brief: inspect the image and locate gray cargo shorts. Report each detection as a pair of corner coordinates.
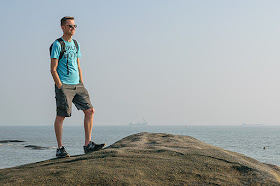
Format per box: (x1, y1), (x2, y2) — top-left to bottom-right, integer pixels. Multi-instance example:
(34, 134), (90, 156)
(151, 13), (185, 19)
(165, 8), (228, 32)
(55, 82), (93, 117)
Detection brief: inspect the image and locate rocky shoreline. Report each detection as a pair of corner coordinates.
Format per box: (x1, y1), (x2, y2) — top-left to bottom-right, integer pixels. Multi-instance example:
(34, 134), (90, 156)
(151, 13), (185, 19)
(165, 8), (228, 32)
(1, 132), (280, 185)
(0, 140), (55, 150)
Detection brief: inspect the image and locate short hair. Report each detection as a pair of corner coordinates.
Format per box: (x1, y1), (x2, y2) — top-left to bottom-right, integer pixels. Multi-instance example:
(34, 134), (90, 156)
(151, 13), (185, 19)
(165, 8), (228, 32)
(61, 16), (74, 26)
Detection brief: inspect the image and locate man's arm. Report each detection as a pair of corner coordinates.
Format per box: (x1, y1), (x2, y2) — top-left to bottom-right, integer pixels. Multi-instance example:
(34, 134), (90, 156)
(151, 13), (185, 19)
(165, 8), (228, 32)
(50, 58), (63, 88)
(77, 58), (83, 83)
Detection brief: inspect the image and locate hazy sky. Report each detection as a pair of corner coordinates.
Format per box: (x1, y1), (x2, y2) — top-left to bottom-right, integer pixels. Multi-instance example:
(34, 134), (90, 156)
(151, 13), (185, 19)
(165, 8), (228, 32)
(1, 0), (280, 126)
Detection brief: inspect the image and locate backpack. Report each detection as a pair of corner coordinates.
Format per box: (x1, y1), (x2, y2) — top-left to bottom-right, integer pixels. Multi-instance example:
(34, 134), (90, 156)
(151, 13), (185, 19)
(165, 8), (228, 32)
(49, 38), (79, 74)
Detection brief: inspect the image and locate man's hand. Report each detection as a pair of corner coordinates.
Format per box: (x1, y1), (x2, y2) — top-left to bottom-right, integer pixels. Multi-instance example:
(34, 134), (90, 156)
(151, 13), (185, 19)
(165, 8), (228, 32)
(77, 58), (84, 84)
(57, 83), (63, 89)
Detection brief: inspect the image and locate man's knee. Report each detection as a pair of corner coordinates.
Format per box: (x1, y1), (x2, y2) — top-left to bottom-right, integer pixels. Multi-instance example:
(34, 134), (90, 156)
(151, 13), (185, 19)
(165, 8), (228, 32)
(84, 108), (95, 116)
(56, 116), (65, 122)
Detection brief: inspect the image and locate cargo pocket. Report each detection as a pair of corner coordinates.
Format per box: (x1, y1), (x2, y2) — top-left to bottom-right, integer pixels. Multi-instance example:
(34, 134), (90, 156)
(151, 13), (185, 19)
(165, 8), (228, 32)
(55, 85), (68, 111)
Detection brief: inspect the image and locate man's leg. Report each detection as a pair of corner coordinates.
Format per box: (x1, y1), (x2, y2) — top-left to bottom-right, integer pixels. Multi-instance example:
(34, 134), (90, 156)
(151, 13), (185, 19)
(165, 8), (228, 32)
(73, 83), (104, 151)
(54, 116), (65, 148)
(83, 108), (95, 146)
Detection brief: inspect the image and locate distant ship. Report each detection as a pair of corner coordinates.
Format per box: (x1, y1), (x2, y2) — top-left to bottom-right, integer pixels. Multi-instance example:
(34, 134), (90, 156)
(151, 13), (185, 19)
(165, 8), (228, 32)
(129, 118), (148, 126)
(242, 123), (264, 126)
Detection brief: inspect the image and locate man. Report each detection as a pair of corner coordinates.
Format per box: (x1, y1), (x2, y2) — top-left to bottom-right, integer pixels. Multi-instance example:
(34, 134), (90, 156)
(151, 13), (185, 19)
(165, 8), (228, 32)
(50, 16), (105, 158)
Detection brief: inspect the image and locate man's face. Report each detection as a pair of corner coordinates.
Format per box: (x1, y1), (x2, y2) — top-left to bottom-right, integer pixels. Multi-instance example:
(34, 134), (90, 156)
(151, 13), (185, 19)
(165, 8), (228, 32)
(62, 19), (76, 36)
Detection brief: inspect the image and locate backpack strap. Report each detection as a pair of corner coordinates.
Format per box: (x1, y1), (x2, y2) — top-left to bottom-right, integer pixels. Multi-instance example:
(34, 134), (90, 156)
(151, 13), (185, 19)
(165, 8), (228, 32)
(56, 38), (65, 61)
(49, 38), (65, 61)
(49, 44), (53, 57)
(72, 39), (79, 54)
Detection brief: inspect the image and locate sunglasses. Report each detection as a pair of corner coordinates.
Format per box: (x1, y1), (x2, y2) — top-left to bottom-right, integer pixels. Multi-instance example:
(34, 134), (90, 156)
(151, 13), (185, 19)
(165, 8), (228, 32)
(66, 24), (77, 28)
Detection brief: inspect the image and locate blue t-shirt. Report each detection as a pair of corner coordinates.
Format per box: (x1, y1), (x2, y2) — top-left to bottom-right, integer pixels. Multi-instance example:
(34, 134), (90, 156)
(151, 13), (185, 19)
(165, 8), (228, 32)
(51, 38), (82, 85)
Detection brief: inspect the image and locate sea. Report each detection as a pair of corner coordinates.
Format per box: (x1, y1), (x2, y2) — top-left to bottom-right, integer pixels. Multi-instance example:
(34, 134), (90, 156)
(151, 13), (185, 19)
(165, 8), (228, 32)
(1, 125), (280, 169)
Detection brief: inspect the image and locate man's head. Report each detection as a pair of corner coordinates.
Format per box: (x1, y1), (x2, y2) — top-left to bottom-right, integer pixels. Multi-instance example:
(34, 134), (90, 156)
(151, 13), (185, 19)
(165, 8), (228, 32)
(61, 16), (77, 36)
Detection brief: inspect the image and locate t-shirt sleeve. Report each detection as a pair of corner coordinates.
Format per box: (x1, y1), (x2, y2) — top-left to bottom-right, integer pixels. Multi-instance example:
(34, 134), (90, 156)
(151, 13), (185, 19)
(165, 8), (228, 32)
(51, 40), (61, 59)
(77, 42), (81, 58)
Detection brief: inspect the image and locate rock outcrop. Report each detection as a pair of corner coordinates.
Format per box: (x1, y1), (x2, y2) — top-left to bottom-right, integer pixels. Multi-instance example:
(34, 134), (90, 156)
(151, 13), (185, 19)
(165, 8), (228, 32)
(1, 132), (280, 185)
(0, 140), (25, 143)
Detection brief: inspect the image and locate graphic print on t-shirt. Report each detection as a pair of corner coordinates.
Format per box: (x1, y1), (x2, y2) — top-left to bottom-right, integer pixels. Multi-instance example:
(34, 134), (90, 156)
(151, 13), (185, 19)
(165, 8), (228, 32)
(64, 45), (77, 60)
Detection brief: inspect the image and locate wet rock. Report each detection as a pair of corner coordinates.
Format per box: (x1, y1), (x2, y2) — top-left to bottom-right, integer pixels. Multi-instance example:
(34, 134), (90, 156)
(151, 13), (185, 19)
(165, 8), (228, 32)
(0, 140), (25, 143)
(24, 145), (55, 150)
(24, 145), (47, 150)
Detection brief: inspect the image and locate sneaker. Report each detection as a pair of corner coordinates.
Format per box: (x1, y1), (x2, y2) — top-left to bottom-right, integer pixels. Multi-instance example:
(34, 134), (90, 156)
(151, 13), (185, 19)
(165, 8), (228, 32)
(56, 146), (70, 158)
(84, 141), (106, 154)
